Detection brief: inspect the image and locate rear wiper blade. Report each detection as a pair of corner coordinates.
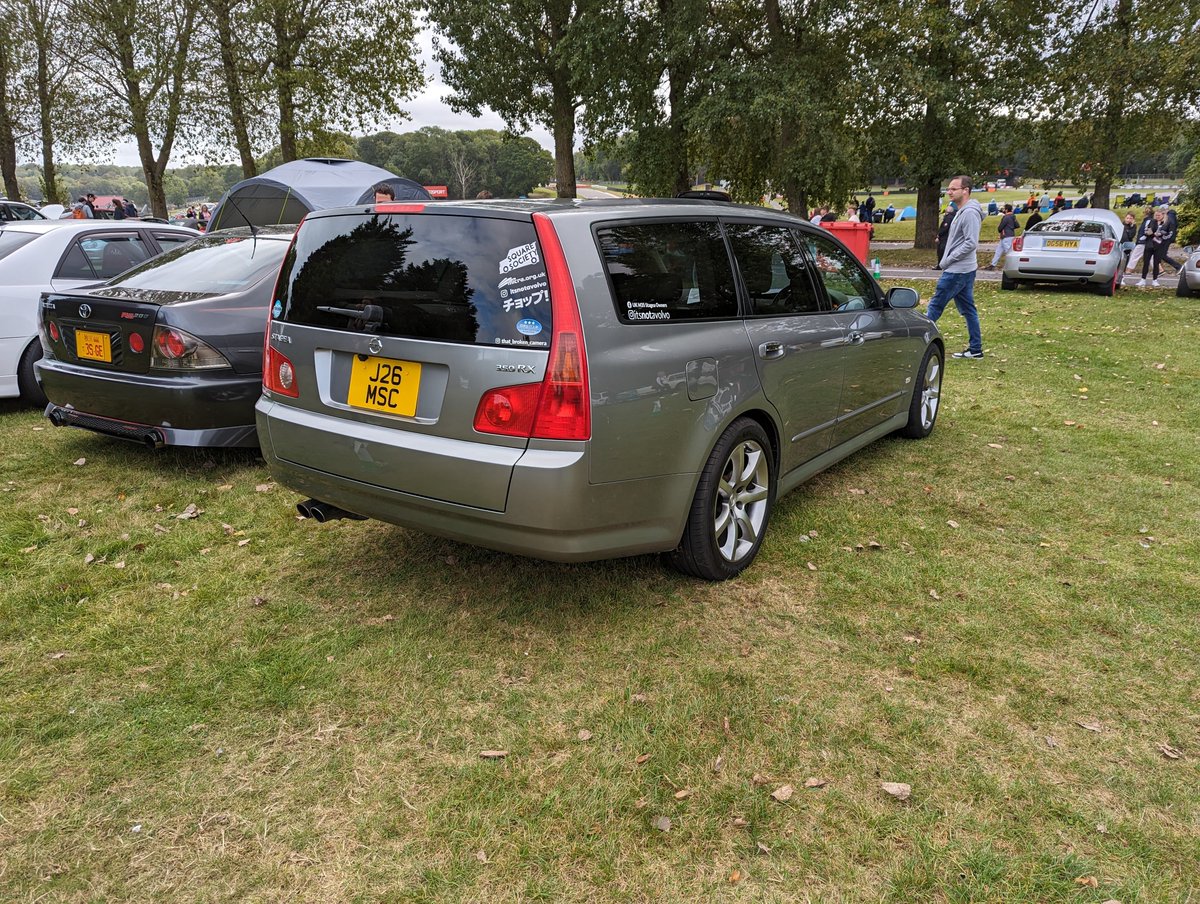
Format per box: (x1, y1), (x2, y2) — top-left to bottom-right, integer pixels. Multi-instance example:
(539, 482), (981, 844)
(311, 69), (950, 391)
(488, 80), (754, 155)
(316, 304), (384, 324)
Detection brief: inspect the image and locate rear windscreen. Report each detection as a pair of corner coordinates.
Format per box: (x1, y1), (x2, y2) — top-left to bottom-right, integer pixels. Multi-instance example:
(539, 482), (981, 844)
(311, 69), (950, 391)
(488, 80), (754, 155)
(1033, 220), (1109, 235)
(96, 235), (289, 294)
(276, 213), (551, 349)
(0, 231), (38, 262)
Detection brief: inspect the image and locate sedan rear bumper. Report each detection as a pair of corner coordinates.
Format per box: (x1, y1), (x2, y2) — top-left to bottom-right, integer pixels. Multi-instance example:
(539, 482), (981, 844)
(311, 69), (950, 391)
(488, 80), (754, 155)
(1003, 252), (1119, 284)
(36, 357), (261, 447)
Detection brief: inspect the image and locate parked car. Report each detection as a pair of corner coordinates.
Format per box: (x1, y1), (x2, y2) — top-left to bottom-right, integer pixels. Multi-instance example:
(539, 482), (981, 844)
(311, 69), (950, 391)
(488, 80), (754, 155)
(1001, 208), (1128, 295)
(1177, 245), (1199, 298)
(0, 200), (48, 222)
(255, 198), (944, 580)
(0, 220), (196, 405)
(37, 227), (295, 448)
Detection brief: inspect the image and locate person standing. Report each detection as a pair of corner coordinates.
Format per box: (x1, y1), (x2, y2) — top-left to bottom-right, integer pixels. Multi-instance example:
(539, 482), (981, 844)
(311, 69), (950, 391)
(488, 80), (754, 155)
(1139, 209), (1172, 287)
(1025, 205), (1043, 231)
(124, 198), (138, 218)
(864, 192), (876, 222)
(372, 182), (395, 203)
(1120, 212), (1137, 272)
(1130, 207), (1156, 278)
(985, 204), (1018, 270)
(112, 198), (125, 220)
(926, 176), (984, 359)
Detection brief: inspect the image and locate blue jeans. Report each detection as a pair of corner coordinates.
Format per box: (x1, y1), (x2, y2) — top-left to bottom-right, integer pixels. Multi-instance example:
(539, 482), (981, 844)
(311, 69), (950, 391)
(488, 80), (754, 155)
(926, 269), (982, 354)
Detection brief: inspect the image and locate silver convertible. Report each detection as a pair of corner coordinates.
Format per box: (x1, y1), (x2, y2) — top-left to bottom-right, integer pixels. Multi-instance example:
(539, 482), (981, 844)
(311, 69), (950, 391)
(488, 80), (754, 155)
(1001, 208), (1128, 296)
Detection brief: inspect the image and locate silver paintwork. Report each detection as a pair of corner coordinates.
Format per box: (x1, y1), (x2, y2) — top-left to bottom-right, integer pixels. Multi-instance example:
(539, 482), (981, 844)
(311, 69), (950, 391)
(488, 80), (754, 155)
(1001, 209), (1124, 291)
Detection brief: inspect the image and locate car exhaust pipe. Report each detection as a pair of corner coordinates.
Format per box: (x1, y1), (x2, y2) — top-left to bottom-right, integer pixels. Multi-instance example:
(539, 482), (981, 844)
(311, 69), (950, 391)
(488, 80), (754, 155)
(143, 430), (164, 449)
(297, 499), (366, 523)
(46, 406), (67, 426)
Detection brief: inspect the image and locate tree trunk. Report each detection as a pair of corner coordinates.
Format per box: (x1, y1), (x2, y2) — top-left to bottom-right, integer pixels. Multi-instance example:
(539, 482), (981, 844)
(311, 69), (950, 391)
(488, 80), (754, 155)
(1092, 174), (1113, 210)
(216, 8), (257, 177)
(782, 174), (806, 217)
(915, 178), (941, 249)
(0, 57), (19, 200)
(666, 62), (690, 196)
(551, 89), (577, 199)
(277, 72), (297, 162)
(35, 33), (59, 203)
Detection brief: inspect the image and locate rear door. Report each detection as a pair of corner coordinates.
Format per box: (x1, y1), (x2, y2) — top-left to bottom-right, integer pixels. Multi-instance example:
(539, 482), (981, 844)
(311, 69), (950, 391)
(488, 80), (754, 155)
(267, 209), (553, 512)
(50, 230), (154, 291)
(723, 220), (846, 471)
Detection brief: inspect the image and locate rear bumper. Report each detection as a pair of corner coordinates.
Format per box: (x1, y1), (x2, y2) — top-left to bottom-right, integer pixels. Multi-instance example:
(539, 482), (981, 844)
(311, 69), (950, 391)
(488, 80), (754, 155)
(256, 397), (697, 562)
(1002, 252), (1119, 283)
(36, 358), (260, 447)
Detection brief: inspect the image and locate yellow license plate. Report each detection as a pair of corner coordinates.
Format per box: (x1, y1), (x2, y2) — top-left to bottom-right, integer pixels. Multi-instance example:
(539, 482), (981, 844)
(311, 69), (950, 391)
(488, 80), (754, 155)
(76, 329), (112, 363)
(348, 355), (421, 416)
(1044, 239), (1079, 249)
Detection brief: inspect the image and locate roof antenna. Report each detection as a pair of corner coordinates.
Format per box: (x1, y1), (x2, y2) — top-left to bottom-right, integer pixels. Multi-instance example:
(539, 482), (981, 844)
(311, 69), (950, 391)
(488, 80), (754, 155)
(213, 191), (258, 238)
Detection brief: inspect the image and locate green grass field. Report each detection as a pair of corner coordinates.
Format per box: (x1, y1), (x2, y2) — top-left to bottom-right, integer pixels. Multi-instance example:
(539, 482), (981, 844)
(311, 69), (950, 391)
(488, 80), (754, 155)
(2, 283), (1198, 901)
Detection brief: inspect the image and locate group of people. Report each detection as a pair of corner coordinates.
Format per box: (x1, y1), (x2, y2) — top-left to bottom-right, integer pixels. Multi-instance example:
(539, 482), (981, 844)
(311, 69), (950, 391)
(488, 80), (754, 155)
(70, 193), (138, 219)
(808, 193), (897, 225)
(1123, 206), (1183, 287)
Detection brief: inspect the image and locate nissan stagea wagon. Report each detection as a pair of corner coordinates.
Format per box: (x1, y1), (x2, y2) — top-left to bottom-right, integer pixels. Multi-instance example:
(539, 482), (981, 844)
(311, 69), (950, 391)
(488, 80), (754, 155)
(257, 199), (944, 580)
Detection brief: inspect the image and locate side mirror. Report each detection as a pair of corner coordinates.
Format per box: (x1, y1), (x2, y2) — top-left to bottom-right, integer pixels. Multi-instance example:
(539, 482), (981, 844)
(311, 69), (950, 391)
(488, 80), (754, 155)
(886, 286), (919, 309)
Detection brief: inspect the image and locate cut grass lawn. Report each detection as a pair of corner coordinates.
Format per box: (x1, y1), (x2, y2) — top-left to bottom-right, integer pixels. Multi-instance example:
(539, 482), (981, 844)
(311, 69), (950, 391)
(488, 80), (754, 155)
(2, 283), (1198, 902)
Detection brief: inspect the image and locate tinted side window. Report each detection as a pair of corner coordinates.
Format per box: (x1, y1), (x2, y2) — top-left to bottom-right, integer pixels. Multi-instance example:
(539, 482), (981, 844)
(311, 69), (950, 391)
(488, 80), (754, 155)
(57, 234), (152, 280)
(598, 221), (738, 323)
(279, 214), (551, 349)
(56, 243), (99, 279)
(154, 232), (193, 248)
(798, 232), (878, 311)
(726, 223), (824, 315)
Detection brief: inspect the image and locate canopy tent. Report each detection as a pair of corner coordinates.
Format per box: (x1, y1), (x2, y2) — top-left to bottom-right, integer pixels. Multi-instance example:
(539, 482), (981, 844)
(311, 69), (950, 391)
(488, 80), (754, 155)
(208, 158), (430, 232)
(897, 205), (918, 221)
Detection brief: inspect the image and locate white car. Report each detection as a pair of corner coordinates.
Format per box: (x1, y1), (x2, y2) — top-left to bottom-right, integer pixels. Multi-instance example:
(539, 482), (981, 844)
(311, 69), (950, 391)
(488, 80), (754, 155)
(0, 220), (197, 404)
(0, 200), (47, 222)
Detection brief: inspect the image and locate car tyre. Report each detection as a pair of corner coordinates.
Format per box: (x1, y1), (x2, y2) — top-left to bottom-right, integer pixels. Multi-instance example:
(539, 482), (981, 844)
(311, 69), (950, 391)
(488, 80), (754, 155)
(17, 341), (47, 407)
(668, 417), (775, 581)
(1178, 275), (1194, 298)
(1000, 273), (1017, 290)
(1095, 270), (1116, 297)
(899, 344), (943, 439)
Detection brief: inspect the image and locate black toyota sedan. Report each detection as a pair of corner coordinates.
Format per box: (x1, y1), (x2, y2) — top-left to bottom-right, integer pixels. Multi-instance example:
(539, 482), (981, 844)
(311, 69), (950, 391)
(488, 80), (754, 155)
(37, 227), (294, 448)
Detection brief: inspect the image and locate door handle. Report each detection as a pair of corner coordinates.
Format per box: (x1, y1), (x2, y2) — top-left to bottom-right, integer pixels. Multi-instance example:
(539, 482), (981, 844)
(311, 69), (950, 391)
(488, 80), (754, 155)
(758, 341), (784, 359)
(846, 331), (865, 345)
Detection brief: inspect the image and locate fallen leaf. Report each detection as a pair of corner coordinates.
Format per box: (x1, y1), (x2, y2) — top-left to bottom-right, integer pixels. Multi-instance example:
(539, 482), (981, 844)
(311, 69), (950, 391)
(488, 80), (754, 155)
(849, 488), (866, 495)
(770, 784), (794, 802)
(635, 797), (647, 809)
(153, 524), (169, 533)
(1045, 736), (1058, 748)
(363, 614), (395, 626)
(674, 789), (690, 800)
(48, 651), (69, 660)
(867, 540), (883, 549)
(1096, 823), (1107, 834)
(222, 523), (235, 535)
(251, 596), (267, 607)
(722, 716), (732, 737)
(1157, 742), (1183, 760)
(479, 750), (508, 759)
(1074, 876), (1099, 888)
(728, 870), (742, 883)
(254, 483), (274, 492)
(67, 507), (79, 515)
(903, 634), (921, 644)
(987, 443), (1003, 449)
(1064, 420), (1076, 426)
(751, 773), (771, 786)
(73, 458), (86, 466)
(635, 753), (651, 765)
(113, 561), (126, 569)
(804, 777), (827, 789)
(237, 538), (251, 547)
(881, 782), (912, 801)
(1075, 720), (1103, 733)
(756, 841), (771, 855)
(175, 503), (201, 520)
(712, 755), (724, 774)
(929, 589), (941, 600)
(629, 692), (648, 704)
(577, 729), (593, 742)
(84, 553), (95, 565)
(216, 484), (233, 491)
(1004, 475), (1015, 481)
(474, 850), (489, 863)
(731, 817), (749, 827)
(946, 519), (959, 528)
(21, 545), (36, 553)
(654, 815), (671, 832)
(807, 562), (817, 571)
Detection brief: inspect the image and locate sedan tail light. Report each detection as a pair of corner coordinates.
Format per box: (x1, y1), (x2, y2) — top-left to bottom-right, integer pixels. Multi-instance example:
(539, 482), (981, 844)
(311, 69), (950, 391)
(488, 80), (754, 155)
(1098, 239), (1114, 255)
(151, 326), (230, 370)
(1012, 236), (1024, 252)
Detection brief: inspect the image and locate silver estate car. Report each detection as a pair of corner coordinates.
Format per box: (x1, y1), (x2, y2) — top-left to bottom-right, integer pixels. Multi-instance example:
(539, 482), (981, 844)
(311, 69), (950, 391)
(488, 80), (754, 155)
(1001, 208), (1127, 296)
(256, 199), (944, 580)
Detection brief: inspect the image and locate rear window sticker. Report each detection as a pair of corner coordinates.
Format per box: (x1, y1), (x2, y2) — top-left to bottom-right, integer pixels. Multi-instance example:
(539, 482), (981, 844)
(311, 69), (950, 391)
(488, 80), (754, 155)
(500, 242), (540, 274)
(272, 299), (282, 317)
(516, 318), (543, 336)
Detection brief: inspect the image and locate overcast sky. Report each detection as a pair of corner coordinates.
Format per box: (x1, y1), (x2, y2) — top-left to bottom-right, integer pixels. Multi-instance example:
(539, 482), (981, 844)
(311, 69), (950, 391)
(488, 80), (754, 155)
(105, 35), (555, 168)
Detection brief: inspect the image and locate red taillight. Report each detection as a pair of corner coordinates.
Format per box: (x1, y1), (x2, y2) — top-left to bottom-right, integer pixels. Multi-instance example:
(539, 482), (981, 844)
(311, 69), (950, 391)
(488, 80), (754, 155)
(155, 328), (188, 359)
(128, 332), (145, 354)
(472, 214), (590, 441)
(1012, 236), (1024, 252)
(1098, 239), (1114, 255)
(48, 321), (60, 342)
(263, 344), (298, 397)
(376, 203), (426, 214)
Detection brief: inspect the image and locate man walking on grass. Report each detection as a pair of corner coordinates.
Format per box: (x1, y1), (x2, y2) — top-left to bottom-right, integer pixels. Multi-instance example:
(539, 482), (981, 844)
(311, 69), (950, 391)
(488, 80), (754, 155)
(925, 175), (985, 359)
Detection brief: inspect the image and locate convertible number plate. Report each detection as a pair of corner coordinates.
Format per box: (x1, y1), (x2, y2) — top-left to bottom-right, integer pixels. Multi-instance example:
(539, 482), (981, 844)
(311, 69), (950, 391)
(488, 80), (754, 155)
(348, 355), (421, 416)
(75, 329), (112, 363)
(1044, 239), (1079, 249)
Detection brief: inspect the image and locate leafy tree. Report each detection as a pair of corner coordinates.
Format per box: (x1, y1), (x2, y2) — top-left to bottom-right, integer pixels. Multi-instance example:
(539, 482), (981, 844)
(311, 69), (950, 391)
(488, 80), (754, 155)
(1034, 0), (1200, 209)
(431, 0), (615, 198)
(0, 4), (30, 199)
(71, 0), (202, 217)
(257, 129), (358, 171)
(198, 0), (269, 177)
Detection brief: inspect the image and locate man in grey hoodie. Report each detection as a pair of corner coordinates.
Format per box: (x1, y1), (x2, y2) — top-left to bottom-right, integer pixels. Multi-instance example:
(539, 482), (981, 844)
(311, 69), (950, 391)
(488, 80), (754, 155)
(926, 176), (984, 359)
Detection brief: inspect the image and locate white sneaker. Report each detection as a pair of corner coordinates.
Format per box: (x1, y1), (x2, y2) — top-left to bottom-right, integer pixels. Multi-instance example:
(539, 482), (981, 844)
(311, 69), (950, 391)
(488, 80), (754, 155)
(1136, 279), (1147, 287)
(1152, 279), (1161, 288)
